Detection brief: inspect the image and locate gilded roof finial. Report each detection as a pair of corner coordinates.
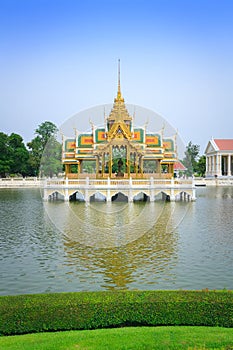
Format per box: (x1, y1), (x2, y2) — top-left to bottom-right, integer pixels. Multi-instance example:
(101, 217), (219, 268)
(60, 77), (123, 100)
(117, 59), (122, 99)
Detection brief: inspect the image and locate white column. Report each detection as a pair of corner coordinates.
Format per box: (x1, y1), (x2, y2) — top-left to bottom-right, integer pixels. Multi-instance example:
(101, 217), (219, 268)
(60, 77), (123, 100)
(211, 156), (214, 175)
(215, 154), (218, 176)
(213, 155), (216, 175)
(206, 156), (208, 176)
(208, 156), (211, 176)
(223, 156), (227, 175)
(215, 155), (218, 175)
(228, 154), (231, 176)
(217, 154), (222, 176)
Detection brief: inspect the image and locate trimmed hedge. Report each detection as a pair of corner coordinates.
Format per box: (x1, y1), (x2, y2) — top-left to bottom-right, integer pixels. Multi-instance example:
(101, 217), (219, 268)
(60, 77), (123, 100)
(0, 290), (233, 335)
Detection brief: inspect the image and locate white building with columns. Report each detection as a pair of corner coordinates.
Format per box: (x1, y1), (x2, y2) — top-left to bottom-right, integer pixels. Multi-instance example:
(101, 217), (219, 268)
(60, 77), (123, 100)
(205, 138), (233, 177)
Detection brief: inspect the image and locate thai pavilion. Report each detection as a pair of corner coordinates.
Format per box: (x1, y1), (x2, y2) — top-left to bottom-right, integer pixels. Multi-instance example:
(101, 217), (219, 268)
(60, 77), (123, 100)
(62, 64), (177, 179)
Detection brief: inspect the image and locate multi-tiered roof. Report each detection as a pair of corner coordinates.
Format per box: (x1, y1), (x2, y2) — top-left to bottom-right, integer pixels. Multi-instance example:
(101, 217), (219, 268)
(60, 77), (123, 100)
(62, 62), (177, 178)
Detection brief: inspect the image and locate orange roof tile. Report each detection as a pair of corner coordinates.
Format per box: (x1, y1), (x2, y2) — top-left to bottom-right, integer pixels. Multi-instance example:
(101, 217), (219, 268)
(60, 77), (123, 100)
(174, 161), (186, 171)
(214, 139), (233, 151)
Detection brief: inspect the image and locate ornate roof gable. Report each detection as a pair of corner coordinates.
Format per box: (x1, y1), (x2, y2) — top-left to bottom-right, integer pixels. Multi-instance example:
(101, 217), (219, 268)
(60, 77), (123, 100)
(107, 122), (132, 141)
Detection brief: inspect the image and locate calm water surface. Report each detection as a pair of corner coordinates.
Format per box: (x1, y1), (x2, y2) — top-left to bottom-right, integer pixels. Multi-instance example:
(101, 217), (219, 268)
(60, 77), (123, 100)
(0, 187), (233, 295)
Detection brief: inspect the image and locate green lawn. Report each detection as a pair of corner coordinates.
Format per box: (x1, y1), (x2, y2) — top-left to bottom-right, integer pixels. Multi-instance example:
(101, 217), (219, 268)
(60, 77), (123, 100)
(0, 326), (233, 350)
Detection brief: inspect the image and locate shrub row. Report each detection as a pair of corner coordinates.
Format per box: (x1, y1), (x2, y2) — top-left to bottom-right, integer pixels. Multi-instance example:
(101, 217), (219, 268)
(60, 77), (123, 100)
(0, 290), (232, 335)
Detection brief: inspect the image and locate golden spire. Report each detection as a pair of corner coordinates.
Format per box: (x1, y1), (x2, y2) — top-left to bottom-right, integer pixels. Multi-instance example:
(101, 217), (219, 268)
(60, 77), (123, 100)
(117, 59), (121, 98)
(107, 59), (132, 125)
(116, 59), (124, 101)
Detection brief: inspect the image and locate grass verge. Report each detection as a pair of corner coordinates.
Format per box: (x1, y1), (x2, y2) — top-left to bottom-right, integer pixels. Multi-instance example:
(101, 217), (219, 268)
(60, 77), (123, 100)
(0, 326), (233, 350)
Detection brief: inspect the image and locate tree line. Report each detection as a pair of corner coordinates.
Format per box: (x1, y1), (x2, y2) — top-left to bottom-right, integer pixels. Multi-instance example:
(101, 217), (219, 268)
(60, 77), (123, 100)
(0, 121), (206, 178)
(0, 121), (62, 178)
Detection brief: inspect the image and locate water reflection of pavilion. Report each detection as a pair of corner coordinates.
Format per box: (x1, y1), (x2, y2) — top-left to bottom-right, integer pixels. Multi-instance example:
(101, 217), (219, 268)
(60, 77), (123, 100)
(62, 202), (182, 290)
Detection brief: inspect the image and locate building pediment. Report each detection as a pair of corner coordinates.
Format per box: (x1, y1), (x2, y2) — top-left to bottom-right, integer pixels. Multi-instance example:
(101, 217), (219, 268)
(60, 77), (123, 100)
(205, 140), (218, 154)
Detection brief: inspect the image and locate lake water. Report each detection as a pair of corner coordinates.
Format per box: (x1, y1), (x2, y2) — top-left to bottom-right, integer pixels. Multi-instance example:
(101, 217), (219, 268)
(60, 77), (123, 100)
(0, 186), (233, 295)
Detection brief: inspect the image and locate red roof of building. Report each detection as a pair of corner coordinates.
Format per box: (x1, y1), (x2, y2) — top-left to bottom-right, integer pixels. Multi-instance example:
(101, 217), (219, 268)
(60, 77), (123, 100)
(214, 139), (233, 151)
(174, 161), (186, 171)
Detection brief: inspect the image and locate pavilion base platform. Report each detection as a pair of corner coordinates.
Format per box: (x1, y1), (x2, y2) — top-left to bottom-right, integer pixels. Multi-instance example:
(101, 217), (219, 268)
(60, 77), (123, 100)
(43, 176), (196, 202)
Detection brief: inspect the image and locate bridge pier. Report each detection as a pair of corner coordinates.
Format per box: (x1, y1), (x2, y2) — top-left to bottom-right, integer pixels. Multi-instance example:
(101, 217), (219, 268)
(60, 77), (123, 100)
(64, 188), (69, 201)
(84, 177), (90, 202)
(107, 178), (111, 202)
(128, 177), (133, 202)
(192, 187), (196, 201)
(149, 177), (155, 202)
(107, 190), (111, 202)
(43, 188), (48, 201)
(170, 183), (175, 201)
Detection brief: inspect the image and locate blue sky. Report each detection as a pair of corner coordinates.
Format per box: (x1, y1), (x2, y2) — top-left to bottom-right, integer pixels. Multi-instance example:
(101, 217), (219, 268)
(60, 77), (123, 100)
(1, 0), (233, 153)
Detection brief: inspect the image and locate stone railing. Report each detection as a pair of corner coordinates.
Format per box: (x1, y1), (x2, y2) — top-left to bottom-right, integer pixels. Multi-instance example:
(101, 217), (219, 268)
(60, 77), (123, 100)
(66, 172), (174, 180)
(0, 177), (42, 187)
(45, 177), (194, 188)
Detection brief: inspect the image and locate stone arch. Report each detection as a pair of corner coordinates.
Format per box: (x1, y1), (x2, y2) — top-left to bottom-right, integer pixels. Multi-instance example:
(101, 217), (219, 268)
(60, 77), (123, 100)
(69, 191), (85, 201)
(133, 191), (150, 202)
(48, 191), (65, 201)
(111, 191), (128, 202)
(110, 189), (129, 198)
(154, 191), (170, 201)
(90, 191), (107, 202)
(176, 191), (191, 201)
(68, 189), (85, 198)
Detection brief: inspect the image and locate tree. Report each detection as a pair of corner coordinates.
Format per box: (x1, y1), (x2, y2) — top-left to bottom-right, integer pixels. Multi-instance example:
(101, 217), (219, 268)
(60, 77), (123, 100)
(196, 155), (206, 177)
(35, 121), (58, 148)
(182, 141), (200, 176)
(27, 136), (43, 175)
(0, 132), (11, 177)
(27, 121), (60, 176)
(0, 132), (30, 177)
(40, 136), (62, 177)
(8, 133), (30, 176)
